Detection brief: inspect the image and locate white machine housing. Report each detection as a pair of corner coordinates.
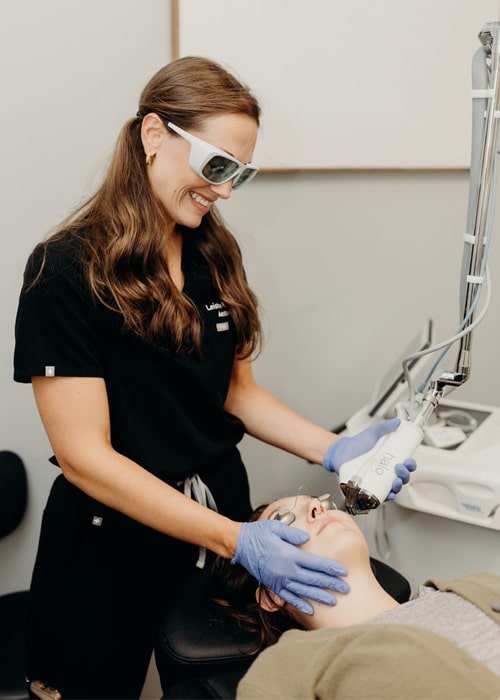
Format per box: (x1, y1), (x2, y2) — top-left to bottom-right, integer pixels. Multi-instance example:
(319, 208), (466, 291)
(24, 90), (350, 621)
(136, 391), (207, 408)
(345, 397), (500, 531)
(397, 398), (500, 529)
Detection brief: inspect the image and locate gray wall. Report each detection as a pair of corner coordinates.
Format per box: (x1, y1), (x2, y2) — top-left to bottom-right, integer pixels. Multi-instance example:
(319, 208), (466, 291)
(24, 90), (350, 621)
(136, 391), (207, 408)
(227, 170), (500, 509)
(1, 1), (499, 603)
(0, 0), (172, 594)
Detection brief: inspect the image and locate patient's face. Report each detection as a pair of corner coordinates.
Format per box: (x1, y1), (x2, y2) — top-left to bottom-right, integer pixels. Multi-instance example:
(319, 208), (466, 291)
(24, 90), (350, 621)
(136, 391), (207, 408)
(261, 495), (369, 564)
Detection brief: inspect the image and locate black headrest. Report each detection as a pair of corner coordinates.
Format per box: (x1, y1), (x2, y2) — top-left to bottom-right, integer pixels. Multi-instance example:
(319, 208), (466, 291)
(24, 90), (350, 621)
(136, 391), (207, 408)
(0, 451), (28, 537)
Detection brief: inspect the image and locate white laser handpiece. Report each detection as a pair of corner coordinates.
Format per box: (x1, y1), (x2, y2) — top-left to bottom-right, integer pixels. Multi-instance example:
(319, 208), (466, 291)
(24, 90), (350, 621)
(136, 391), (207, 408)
(339, 421), (424, 515)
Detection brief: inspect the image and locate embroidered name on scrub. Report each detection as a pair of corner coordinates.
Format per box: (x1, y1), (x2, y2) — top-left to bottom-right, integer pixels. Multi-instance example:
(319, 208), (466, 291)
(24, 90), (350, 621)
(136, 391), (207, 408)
(205, 301), (230, 332)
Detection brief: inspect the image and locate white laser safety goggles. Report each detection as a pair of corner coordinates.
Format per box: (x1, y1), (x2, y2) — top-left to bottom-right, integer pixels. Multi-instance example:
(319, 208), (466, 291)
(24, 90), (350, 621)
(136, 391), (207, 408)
(165, 120), (258, 190)
(271, 487), (337, 527)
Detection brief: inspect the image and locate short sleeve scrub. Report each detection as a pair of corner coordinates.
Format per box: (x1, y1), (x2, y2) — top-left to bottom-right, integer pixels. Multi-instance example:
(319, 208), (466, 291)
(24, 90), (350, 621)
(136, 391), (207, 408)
(14, 232), (252, 698)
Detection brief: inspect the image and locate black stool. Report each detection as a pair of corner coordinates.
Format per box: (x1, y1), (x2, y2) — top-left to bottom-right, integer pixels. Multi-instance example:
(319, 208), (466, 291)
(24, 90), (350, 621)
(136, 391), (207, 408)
(0, 451), (30, 700)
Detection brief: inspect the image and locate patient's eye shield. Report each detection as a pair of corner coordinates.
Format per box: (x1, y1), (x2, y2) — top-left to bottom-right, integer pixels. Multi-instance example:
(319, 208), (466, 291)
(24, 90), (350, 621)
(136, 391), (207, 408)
(339, 22), (500, 516)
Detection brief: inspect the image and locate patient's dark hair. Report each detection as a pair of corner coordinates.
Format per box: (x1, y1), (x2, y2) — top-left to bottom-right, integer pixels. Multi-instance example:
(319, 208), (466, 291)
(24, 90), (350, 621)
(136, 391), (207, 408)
(210, 504), (304, 653)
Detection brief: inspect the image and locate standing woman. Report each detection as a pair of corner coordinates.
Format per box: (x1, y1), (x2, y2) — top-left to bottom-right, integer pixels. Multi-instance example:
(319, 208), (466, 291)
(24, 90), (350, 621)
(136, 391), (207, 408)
(14, 56), (414, 699)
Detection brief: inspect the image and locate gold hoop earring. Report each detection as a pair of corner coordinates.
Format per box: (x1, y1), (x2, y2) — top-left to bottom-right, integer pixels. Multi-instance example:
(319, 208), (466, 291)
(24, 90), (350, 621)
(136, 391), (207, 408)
(146, 152), (156, 166)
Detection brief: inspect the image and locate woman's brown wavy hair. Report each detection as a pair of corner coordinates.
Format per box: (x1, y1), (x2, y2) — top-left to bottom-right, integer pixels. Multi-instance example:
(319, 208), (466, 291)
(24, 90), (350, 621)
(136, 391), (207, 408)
(210, 505), (302, 653)
(37, 56), (262, 357)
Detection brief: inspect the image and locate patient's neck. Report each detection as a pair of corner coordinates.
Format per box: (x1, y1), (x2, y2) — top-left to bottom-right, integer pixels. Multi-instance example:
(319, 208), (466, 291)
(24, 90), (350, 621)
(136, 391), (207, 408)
(305, 565), (399, 630)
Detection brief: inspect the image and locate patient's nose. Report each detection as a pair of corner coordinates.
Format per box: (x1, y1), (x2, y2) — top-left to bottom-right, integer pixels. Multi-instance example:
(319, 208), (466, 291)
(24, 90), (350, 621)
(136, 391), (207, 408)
(309, 498), (326, 520)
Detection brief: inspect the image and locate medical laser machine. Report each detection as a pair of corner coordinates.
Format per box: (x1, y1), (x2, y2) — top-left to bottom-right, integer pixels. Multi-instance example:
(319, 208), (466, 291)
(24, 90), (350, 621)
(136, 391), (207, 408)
(339, 22), (500, 520)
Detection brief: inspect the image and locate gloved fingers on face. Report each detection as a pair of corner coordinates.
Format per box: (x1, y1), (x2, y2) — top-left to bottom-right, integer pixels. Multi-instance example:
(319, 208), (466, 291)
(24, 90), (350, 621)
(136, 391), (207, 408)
(285, 580), (339, 606)
(278, 589), (314, 615)
(290, 568), (349, 594)
(293, 547), (348, 580)
(271, 520), (311, 546)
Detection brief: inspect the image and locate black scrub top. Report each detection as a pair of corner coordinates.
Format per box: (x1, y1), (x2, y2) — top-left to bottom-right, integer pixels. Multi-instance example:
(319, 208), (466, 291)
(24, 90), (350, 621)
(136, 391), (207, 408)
(14, 232), (246, 484)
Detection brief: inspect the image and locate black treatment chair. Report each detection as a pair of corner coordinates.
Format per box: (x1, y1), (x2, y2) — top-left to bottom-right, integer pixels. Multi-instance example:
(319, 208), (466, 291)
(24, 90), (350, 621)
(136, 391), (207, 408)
(155, 555), (411, 699)
(0, 451), (30, 700)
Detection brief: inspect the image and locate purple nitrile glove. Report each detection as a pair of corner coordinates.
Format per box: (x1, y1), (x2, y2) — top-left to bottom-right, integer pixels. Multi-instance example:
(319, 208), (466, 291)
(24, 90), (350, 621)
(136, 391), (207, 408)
(323, 419), (417, 498)
(232, 519), (349, 615)
(385, 458), (417, 500)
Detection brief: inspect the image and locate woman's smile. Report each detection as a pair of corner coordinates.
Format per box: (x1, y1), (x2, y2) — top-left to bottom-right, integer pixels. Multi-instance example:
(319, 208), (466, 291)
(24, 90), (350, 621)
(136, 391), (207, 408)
(189, 190), (214, 211)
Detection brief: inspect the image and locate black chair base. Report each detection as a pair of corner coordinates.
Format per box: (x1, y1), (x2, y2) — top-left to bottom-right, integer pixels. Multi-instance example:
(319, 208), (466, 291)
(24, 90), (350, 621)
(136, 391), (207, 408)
(0, 590), (30, 700)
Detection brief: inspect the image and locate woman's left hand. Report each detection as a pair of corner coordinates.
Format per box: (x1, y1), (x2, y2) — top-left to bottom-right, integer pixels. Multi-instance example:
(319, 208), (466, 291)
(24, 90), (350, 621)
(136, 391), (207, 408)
(322, 419), (401, 473)
(385, 458), (417, 500)
(322, 420), (418, 499)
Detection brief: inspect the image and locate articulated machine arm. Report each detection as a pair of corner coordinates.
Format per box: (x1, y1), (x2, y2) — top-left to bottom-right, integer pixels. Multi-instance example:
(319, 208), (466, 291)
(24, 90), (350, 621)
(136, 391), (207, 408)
(340, 23), (500, 515)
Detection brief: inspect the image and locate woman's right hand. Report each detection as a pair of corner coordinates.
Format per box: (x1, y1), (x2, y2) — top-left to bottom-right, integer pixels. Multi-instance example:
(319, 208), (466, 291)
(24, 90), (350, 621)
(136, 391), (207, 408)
(232, 520), (349, 615)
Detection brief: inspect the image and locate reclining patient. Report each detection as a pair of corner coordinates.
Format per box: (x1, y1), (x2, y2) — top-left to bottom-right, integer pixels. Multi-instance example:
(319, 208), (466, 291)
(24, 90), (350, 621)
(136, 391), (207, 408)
(212, 491), (500, 699)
